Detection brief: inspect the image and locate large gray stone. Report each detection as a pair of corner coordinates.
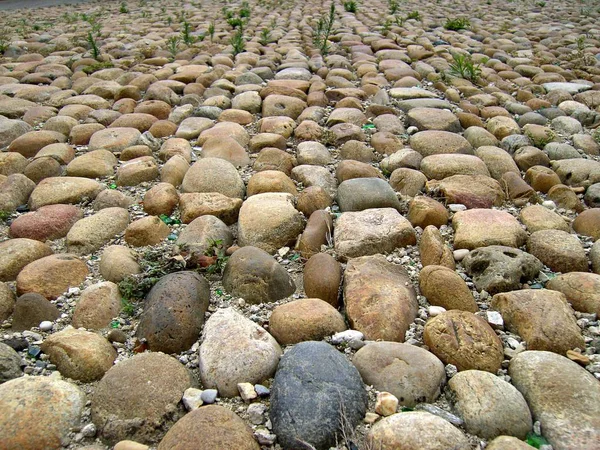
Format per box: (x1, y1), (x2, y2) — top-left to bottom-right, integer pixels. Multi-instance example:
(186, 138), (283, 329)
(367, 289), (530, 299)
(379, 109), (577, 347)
(270, 341), (368, 450)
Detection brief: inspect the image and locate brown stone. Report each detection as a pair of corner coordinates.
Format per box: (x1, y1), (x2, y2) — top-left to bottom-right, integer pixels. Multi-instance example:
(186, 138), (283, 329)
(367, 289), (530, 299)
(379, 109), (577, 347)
(303, 253), (342, 307)
(419, 225), (455, 269)
(546, 272), (600, 316)
(407, 196), (448, 228)
(297, 210), (333, 258)
(427, 175), (505, 209)
(16, 254), (89, 299)
(143, 183), (179, 217)
(41, 328), (116, 382)
(419, 265), (478, 312)
(573, 208), (600, 240)
(492, 289), (584, 355)
(124, 216), (171, 247)
(179, 192), (242, 225)
(423, 310), (503, 373)
(157, 405), (259, 450)
(72, 281), (122, 330)
(269, 298), (346, 345)
(453, 209), (527, 250)
(343, 255), (418, 342)
(527, 230), (588, 273)
(0, 238), (53, 282)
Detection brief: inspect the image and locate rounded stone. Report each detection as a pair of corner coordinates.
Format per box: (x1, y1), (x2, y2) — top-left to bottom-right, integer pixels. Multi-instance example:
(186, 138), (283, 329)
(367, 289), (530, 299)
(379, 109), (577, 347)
(41, 327), (116, 382)
(269, 298), (347, 345)
(368, 411), (470, 450)
(0, 376), (85, 450)
(303, 253), (342, 307)
(423, 310), (504, 373)
(0, 238), (53, 282)
(222, 246), (295, 304)
(16, 254), (89, 299)
(124, 216), (170, 247)
(199, 307), (282, 397)
(270, 341), (368, 450)
(137, 272), (210, 354)
(92, 352), (194, 445)
(527, 229), (588, 273)
(353, 342), (445, 407)
(99, 245), (141, 283)
(9, 204), (83, 242)
(181, 157), (245, 199)
(419, 265), (478, 312)
(447, 370), (532, 439)
(11, 292), (60, 331)
(157, 405), (259, 450)
(72, 281), (122, 330)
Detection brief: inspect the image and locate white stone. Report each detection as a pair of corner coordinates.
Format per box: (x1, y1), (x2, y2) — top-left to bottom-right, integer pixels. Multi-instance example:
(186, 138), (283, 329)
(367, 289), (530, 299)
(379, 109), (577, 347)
(448, 204), (467, 212)
(429, 306), (446, 317)
(375, 392), (399, 416)
(453, 249), (470, 261)
(182, 387), (203, 411)
(237, 382), (258, 401)
(331, 329), (364, 345)
(39, 321), (53, 332)
(486, 311), (504, 330)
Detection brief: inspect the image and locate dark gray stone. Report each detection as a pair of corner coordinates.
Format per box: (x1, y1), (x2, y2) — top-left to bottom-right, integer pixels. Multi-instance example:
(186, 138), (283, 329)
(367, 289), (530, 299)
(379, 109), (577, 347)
(462, 246), (542, 295)
(501, 134), (532, 155)
(194, 106), (222, 120)
(11, 293), (60, 331)
(222, 246), (295, 304)
(270, 341), (368, 450)
(336, 177), (401, 212)
(585, 183), (600, 208)
(0, 342), (22, 383)
(136, 271), (210, 354)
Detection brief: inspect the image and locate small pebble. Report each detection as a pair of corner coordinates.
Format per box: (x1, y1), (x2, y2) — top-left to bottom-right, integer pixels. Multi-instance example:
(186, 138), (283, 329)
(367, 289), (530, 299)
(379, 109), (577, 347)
(39, 321), (53, 332)
(448, 204), (467, 212)
(453, 249), (469, 261)
(238, 382), (258, 401)
(254, 384), (270, 397)
(200, 389), (218, 404)
(374, 392), (399, 417)
(429, 306), (446, 317)
(331, 330), (364, 345)
(182, 387), (203, 411)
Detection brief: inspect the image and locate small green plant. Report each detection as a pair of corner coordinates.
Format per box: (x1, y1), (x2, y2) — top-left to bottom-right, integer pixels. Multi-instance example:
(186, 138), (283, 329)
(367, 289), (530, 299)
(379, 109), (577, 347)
(259, 27), (271, 45)
(227, 17), (244, 29)
(181, 20), (195, 45)
(166, 36), (180, 59)
(231, 27), (246, 55)
(389, 0), (399, 15)
(0, 211), (10, 222)
(381, 19), (392, 34)
(81, 61), (114, 74)
(535, 1), (546, 7)
(343, 1), (357, 13)
(87, 31), (100, 60)
(0, 28), (9, 55)
(119, 2), (128, 13)
(203, 239), (229, 275)
(313, 3), (336, 55)
(239, 1), (251, 18)
(208, 21), (215, 41)
(121, 297), (135, 316)
(447, 52), (481, 82)
(406, 11), (421, 21)
(444, 17), (470, 31)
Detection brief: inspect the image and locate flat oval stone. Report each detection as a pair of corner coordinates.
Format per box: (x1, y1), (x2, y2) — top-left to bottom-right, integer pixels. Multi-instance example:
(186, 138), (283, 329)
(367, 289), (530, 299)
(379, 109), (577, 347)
(423, 310), (503, 373)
